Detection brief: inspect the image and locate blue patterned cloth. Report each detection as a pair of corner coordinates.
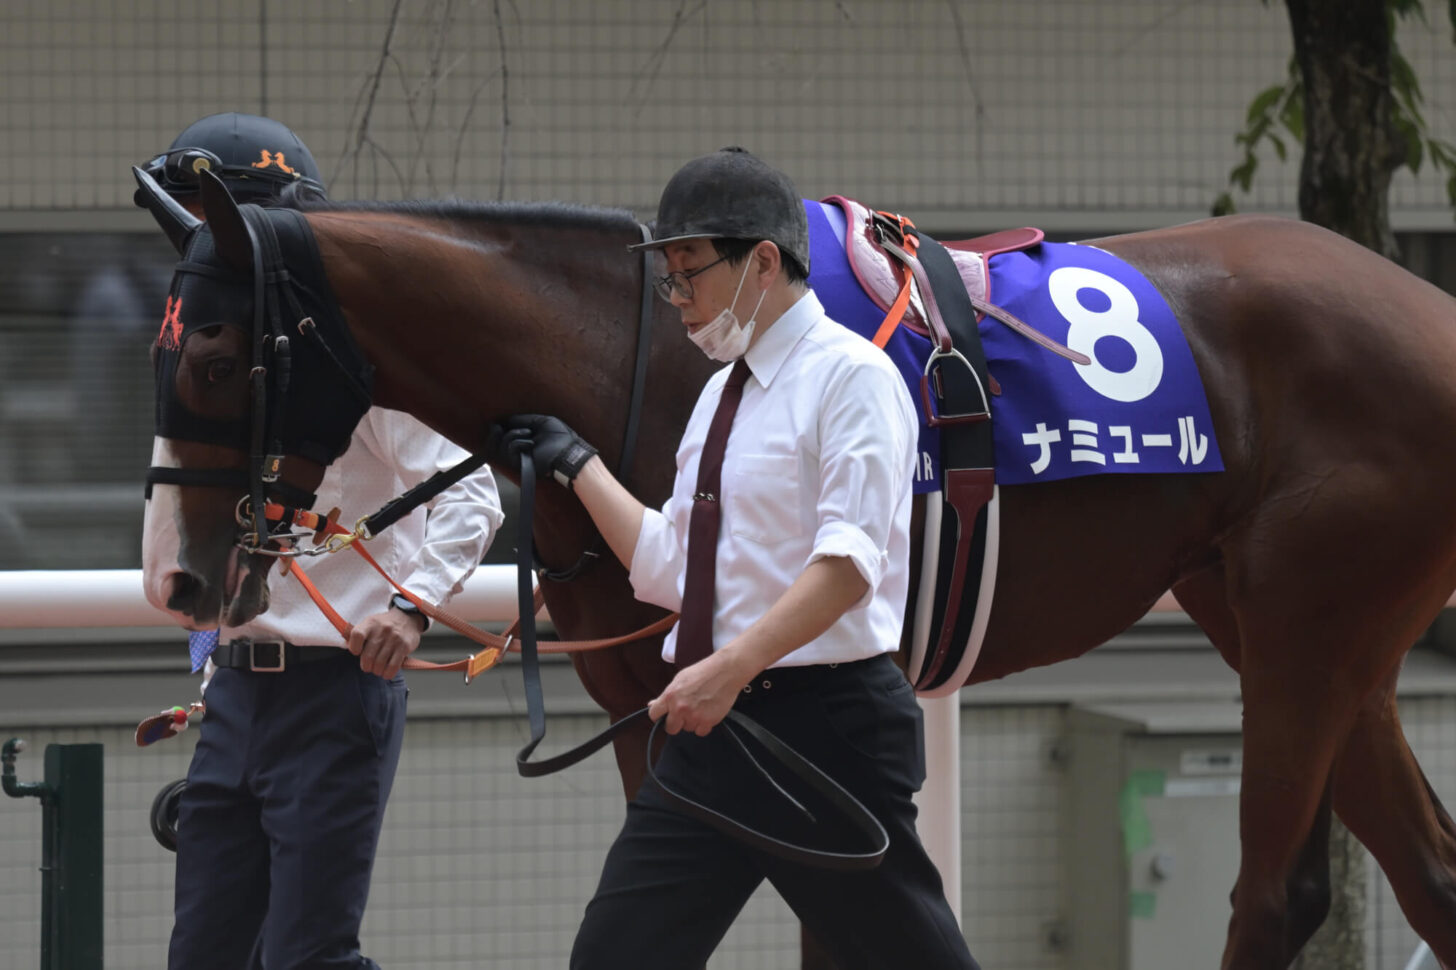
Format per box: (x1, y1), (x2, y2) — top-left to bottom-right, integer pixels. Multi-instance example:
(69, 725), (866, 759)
(188, 629), (220, 673)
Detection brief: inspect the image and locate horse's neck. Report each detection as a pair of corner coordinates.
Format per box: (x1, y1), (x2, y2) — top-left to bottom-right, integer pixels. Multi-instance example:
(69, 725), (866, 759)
(317, 211), (712, 618)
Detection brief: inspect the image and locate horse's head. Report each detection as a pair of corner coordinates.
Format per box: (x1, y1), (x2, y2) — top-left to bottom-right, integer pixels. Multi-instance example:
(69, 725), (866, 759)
(136, 169), (374, 628)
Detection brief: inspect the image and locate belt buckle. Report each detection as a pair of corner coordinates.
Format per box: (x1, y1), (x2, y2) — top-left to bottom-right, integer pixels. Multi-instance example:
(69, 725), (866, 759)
(248, 640), (286, 672)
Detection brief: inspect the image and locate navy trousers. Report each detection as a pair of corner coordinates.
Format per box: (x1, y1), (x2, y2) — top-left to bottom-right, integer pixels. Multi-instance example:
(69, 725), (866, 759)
(570, 654), (979, 970)
(168, 654), (407, 970)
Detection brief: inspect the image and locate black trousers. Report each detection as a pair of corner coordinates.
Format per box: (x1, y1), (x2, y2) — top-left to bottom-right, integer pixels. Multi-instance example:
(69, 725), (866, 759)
(570, 654), (979, 970)
(168, 655), (407, 970)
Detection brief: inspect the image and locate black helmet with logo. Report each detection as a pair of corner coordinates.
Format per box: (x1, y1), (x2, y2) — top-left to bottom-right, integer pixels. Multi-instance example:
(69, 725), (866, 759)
(630, 146), (809, 274)
(133, 112), (326, 207)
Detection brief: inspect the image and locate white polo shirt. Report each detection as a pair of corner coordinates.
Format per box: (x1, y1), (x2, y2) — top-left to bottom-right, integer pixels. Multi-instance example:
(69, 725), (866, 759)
(629, 290), (917, 667)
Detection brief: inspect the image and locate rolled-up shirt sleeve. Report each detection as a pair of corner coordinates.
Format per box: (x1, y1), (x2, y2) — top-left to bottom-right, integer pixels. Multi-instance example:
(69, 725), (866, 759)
(807, 360), (916, 610)
(629, 502), (687, 611)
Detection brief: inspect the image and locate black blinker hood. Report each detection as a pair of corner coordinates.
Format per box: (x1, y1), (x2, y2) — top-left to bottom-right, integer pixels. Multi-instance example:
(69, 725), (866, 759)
(155, 205), (374, 467)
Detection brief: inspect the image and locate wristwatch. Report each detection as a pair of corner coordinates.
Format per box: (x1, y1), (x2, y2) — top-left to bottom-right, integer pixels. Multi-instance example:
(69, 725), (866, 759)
(389, 593), (429, 630)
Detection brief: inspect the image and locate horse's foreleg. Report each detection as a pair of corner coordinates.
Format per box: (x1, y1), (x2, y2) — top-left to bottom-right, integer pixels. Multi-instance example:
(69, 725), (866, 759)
(1333, 675), (1456, 966)
(1167, 568), (1342, 966)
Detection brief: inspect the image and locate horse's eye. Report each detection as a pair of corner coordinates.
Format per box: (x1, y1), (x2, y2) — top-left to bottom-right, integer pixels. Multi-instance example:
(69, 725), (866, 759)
(206, 359), (236, 384)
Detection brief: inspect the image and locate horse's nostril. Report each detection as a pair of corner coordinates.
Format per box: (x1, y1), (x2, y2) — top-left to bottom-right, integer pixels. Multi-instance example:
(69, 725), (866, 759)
(166, 572), (201, 613)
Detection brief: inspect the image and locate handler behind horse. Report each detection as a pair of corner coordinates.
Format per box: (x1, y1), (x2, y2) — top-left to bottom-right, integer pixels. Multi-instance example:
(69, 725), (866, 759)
(493, 147), (979, 969)
(138, 112), (504, 970)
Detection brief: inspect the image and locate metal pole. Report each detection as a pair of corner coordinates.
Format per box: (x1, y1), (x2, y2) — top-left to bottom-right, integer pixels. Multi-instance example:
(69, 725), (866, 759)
(3, 739), (104, 970)
(915, 693), (962, 923)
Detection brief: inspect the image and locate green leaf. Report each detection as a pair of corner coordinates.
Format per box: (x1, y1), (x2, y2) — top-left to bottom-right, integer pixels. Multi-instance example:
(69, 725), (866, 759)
(1405, 126), (1424, 173)
(1247, 84), (1286, 124)
(1269, 131), (1287, 162)
(1212, 191), (1236, 217)
(1232, 156), (1258, 192)
(1279, 95), (1304, 142)
(1391, 52), (1422, 110)
(1389, 0), (1428, 25)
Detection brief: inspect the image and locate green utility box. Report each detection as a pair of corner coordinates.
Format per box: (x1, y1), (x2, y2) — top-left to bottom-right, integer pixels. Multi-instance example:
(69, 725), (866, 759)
(1062, 703), (1243, 970)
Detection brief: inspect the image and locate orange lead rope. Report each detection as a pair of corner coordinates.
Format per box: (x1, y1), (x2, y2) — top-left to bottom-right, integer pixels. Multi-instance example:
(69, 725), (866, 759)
(265, 501), (677, 683)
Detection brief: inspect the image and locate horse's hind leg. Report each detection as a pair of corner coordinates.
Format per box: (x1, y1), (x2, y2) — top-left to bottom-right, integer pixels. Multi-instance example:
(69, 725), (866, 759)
(1333, 672), (1456, 966)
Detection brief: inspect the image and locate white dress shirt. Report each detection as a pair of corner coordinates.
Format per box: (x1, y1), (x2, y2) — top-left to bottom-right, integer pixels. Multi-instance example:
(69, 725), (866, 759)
(630, 290), (917, 667)
(223, 407), (503, 648)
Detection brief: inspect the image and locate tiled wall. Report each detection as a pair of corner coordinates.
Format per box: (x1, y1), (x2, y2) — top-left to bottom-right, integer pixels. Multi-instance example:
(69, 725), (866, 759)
(1, 0), (1452, 229)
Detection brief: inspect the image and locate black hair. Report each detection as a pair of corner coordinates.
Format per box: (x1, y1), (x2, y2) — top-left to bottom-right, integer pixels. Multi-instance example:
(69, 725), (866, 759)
(711, 237), (809, 286)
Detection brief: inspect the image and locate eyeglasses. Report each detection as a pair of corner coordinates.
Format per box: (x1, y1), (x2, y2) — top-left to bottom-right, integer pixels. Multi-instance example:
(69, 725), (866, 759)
(651, 253), (731, 303)
(141, 147), (303, 194)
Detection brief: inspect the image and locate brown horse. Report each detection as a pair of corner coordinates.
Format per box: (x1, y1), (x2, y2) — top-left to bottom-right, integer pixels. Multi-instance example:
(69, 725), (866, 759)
(137, 171), (1456, 970)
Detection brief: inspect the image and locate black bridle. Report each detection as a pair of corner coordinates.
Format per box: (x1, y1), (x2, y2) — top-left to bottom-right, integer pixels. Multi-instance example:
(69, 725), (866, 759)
(146, 205), (373, 554)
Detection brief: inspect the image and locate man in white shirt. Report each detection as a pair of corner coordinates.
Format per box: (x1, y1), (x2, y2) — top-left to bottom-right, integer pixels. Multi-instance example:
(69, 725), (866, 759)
(138, 113), (504, 970)
(494, 147), (977, 969)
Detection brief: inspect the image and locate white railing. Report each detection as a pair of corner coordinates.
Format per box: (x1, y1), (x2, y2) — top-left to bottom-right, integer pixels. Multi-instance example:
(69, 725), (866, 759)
(0, 567), (525, 629)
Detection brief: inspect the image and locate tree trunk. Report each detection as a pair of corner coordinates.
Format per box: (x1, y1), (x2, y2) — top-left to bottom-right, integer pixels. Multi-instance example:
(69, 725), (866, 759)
(1291, 818), (1368, 970)
(1280, 3), (1396, 966)
(1284, 0), (1405, 259)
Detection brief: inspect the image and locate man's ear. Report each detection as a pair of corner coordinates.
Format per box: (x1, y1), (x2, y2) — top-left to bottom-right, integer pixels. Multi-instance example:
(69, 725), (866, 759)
(199, 170), (253, 273)
(758, 240), (783, 282)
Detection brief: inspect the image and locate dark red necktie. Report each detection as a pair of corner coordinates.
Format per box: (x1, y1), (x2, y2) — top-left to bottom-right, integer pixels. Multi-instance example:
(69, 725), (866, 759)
(676, 358), (752, 668)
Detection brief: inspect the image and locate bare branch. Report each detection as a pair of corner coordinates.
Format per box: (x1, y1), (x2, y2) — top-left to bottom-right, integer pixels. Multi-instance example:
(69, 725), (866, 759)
(453, 68), (503, 192)
(493, 0), (512, 200)
(942, 0), (987, 164)
(628, 0), (707, 114)
(335, 0), (407, 196)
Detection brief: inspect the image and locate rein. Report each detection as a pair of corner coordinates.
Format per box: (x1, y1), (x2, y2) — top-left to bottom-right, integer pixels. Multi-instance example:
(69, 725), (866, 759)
(495, 229), (886, 870)
(153, 214), (886, 870)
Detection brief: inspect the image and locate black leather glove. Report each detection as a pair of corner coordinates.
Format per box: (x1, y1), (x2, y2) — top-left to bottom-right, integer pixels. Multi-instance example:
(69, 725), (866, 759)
(487, 414), (598, 489)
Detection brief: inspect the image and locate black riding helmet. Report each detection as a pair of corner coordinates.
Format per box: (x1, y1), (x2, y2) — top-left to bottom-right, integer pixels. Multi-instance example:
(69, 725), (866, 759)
(629, 146), (810, 275)
(133, 112), (326, 207)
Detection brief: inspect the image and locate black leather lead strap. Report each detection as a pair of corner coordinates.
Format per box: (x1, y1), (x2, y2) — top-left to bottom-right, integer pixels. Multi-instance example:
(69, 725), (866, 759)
(511, 449), (549, 771)
(361, 452), (493, 537)
(509, 447), (886, 870)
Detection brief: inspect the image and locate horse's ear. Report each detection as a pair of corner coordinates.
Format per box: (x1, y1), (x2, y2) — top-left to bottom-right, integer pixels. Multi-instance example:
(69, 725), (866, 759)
(198, 169), (253, 273)
(131, 166), (202, 255)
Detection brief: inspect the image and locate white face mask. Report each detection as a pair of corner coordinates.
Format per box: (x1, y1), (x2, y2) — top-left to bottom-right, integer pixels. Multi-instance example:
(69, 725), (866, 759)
(688, 256), (767, 362)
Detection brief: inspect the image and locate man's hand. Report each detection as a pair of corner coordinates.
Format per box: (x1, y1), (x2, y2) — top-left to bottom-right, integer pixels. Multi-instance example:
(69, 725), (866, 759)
(486, 414), (598, 488)
(647, 649), (752, 736)
(347, 608), (423, 680)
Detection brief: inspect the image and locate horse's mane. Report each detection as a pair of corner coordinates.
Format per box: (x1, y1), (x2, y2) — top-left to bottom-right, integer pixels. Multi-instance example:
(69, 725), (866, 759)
(299, 197), (642, 236)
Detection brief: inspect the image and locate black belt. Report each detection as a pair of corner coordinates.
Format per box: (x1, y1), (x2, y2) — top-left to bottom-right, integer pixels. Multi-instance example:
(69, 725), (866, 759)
(737, 654), (887, 701)
(211, 639), (345, 672)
